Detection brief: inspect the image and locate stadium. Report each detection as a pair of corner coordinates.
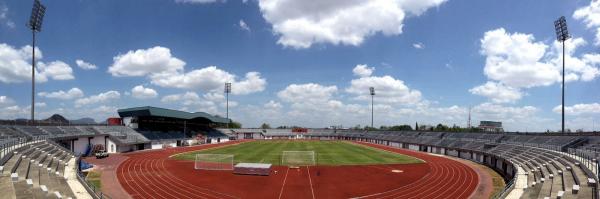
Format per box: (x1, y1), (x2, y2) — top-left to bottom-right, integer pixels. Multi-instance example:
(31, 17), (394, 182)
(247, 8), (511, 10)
(1, 106), (600, 198)
(2, 0), (600, 199)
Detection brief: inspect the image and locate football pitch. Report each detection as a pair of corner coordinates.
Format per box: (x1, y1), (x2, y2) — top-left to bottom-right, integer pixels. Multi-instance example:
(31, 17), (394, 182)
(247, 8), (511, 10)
(172, 140), (424, 166)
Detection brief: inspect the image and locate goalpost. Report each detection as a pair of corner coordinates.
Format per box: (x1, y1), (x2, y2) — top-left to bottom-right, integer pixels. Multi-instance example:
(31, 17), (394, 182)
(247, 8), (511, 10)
(194, 154), (234, 170)
(281, 151), (316, 167)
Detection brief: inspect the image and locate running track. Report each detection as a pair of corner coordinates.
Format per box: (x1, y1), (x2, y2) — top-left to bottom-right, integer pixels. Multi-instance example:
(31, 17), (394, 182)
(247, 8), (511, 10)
(115, 141), (480, 199)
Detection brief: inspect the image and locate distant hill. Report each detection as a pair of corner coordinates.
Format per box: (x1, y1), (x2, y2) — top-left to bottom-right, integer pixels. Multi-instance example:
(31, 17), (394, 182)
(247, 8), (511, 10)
(69, 117), (97, 124)
(43, 114), (69, 124)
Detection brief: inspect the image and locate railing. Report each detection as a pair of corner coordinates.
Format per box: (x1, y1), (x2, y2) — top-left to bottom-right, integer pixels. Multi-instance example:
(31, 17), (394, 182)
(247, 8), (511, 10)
(75, 157), (113, 199)
(492, 178), (515, 199)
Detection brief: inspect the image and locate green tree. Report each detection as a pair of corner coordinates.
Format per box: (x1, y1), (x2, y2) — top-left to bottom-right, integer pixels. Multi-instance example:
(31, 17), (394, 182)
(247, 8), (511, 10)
(260, 123), (271, 129)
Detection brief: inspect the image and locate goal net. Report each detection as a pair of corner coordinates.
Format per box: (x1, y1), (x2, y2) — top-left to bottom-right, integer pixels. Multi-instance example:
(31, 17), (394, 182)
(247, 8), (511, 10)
(281, 151), (316, 167)
(194, 154), (234, 170)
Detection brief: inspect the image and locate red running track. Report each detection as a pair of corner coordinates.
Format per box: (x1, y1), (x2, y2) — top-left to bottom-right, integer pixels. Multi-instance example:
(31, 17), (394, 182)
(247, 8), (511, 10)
(116, 141), (480, 199)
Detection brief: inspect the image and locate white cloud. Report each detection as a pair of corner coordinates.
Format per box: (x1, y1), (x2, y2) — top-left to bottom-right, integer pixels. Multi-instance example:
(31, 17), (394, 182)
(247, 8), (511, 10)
(574, 0), (600, 45)
(258, 0), (447, 48)
(474, 28), (600, 103)
(413, 42), (424, 49)
(352, 64), (374, 77)
(278, 83), (338, 104)
(108, 46), (185, 77)
(109, 46), (266, 95)
(0, 44), (45, 83)
(162, 92), (201, 105)
(75, 91), (121, 107)
(553, 103), (600, 115)
(151, 66), (266, 95)
(239, 19), (251, 32)
(473, 102), (538, 122)
(480, 28), (559, 88)
(131, 85), (158, 99)
(38, 88), (84, 100)
(264, 100), (282, 109)
(0, 96), (14, 107)
(0, 5), (14, 29)
(547, 38), (600, 81)
(469, 82), (523, 103)
(75, 59), (97, 70)
(38, 61), (74, 80)
(346, 74), (422, 104)
(0, 44), (73, 83)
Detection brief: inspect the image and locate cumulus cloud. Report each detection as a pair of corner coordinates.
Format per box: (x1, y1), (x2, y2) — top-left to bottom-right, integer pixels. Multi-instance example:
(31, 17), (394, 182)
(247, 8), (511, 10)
(108, 46), (185, 77)
(258, 0), (447, 48)
(480, 28), (559, 88)
(75, 91), (120, 107)
(553, 103), (600, 115)
(37, 61), (74, 80)
(574, 0), (600, 45)
(352, 64), (374, 77)
(151, 66), (266, 95)
(346, 69), (422, 104)
(473, 28), (600, 103)
(239, 19), (251, 32)
(161, 91), (220, 113)
(131, 85), (158, 99)
(547, 38), (600, 82)
(108, 46), (266, 95)
(38, 88), (84, 100)
(75, 59), (97, 70)
(0, 43), (74, 83)
(473, 102), (538, 122)
(469, 82), (523, 103)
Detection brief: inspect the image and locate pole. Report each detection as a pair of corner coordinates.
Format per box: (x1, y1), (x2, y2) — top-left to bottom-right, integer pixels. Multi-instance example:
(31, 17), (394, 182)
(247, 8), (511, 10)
(226, 91), (229, 128)
(562, 40), (565, 133)
(371, 94), (374, 128)
(31, 30), (36, 126)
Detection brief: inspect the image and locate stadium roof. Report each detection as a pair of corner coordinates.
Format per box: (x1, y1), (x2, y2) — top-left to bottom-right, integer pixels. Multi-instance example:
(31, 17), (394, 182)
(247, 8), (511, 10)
(117, 106), (230, 124)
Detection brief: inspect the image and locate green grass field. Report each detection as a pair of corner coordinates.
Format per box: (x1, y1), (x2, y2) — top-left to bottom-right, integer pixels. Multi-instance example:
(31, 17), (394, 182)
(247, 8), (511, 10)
(172, 140), (423, 166)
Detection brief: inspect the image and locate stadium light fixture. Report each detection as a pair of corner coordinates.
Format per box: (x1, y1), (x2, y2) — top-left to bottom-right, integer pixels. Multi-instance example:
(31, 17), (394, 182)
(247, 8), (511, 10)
(225, 82), (232, 128)
(369, 87), (375, 129)
(27, 0), (45, 126)
(554, 16), (570, 133)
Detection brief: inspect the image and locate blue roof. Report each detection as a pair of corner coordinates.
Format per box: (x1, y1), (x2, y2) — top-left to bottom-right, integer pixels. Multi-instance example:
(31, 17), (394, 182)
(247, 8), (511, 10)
(117, 106), (230, 124)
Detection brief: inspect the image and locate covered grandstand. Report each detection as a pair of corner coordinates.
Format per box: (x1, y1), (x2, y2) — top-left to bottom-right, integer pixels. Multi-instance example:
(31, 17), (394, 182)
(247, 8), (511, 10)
(118, 106), (231, 148)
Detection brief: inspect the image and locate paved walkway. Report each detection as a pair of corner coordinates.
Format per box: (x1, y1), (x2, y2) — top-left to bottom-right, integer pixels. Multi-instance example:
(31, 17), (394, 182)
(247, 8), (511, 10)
(84, 154), (131, 199)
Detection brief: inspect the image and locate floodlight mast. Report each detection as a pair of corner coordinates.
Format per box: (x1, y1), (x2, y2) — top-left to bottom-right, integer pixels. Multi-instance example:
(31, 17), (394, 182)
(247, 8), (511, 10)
(225, 82), (232, 128)
(369, 87), (375, 129)
(27, 0), (46, 126)
(554, 16), (570, 133)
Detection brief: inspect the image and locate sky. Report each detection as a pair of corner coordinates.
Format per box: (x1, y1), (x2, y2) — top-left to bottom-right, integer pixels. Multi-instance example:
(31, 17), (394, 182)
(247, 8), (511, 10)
(0, 0), (599, 131)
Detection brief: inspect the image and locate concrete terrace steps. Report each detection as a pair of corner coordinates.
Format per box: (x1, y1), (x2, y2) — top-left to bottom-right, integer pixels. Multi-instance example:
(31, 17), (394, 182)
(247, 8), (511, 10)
(0, 141), (77, 199)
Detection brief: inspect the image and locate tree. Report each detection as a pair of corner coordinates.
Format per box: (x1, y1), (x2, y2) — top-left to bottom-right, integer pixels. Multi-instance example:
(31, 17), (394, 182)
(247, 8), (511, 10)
(389, 125), (412, 131)
(434, 123), (449, 131)
(229, 121), (242, 129)
(260, 123), (271, 129)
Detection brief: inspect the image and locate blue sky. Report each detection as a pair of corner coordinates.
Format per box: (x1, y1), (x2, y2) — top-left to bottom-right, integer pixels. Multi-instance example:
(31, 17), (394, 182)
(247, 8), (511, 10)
(1, 0), (599, 131)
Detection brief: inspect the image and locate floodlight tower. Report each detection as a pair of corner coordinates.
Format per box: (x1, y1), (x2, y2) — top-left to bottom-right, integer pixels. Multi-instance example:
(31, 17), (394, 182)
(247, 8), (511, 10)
(27, 0), (46, 126)
(554, 16), (570, 133)
(225, 82), (232, 128)
(369, 87), (375, 129)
